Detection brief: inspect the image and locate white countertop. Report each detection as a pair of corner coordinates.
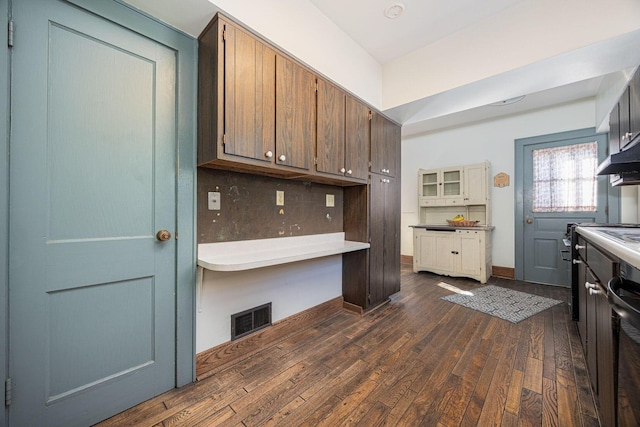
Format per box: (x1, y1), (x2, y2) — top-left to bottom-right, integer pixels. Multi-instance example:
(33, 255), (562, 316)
(576, 226), (640, 269)
(197, 232), (370, 272)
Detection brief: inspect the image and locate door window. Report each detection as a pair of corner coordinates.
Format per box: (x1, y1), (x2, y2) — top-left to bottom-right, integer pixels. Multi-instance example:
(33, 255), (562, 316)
(532, 141), (598, 212)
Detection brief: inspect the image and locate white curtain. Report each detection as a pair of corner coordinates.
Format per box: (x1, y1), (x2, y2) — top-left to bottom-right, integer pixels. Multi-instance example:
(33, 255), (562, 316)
(532, 142), (598, 212)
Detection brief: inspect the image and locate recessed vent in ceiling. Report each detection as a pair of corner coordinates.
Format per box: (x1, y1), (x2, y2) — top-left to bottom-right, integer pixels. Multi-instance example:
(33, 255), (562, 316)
(231, 303), (272, 340)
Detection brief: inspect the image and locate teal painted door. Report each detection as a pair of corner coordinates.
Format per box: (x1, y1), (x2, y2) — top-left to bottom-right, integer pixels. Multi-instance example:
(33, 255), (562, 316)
(9, 0), (178, 425)
(521, 130), (609, 286)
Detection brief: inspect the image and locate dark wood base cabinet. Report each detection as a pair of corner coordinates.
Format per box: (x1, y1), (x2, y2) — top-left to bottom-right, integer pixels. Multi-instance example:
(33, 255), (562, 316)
(575, 236), (618, 427)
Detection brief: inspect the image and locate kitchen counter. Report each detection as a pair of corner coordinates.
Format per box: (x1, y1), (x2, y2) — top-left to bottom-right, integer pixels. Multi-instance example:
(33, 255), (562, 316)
(576, 226), (640, 269)
(197, 232), (369, 272)
(410, 224), (495, 231)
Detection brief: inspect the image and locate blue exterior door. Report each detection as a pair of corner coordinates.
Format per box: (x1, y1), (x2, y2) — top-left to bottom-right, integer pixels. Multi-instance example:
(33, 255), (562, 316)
(9, 0), (179, 425)
(517, 129), (610, 286)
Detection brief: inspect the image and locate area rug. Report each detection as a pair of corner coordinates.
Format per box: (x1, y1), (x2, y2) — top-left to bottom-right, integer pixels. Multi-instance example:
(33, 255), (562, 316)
(441, 285), (563, 323)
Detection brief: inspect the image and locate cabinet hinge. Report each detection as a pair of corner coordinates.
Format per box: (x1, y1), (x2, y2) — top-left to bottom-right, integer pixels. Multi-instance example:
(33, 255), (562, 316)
(315, 81), (318, 92)
(313, 157), (318, 165)
(222, 134), (226, 146)
(8, 20), (14, 48)
(368, 111), (372, 121)
(5, 377), (12, 406)
(222, 26), (226, 42)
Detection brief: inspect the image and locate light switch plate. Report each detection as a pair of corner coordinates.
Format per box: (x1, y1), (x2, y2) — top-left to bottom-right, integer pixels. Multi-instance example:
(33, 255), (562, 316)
(326, 194), (335, 207)
(276, 190), (285, 206)
(208, 191), (221, 210)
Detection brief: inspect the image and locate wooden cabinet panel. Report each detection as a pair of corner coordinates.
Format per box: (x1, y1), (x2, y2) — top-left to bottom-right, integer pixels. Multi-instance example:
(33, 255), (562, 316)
(223, 21), (275, 162)
(371, 112), (400, 177)
(463, 163), (488, 205)
(275, 55), (315, 171)
(369, 176), (386, 306)
(345, 97), (370, 181)
(383, 176), (401, 296)
(630, 69), (640, 144)
(413, 228), (490, 283)
(609, 102), (621, 156)
(576, 238), (618, 427)
(316, 79), (346, 177)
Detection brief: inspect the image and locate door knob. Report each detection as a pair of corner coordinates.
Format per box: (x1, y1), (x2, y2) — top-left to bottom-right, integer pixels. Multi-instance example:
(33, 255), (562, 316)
(526, 218), (533, 224)
(156, 230), (171, 241)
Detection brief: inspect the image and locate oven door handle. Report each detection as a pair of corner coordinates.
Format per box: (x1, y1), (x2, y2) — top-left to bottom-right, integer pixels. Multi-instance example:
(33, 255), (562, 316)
(608, 277), (640, 330)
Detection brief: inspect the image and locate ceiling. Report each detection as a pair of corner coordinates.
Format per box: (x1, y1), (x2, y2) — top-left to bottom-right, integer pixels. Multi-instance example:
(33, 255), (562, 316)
(308, 0), (525, 64)
(123, 0), (640, 135)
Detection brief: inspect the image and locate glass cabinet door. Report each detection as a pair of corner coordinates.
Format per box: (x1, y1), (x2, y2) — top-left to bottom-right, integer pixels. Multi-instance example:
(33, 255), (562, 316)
(442, 169), (461, 197)
(420, 171), (439, 198)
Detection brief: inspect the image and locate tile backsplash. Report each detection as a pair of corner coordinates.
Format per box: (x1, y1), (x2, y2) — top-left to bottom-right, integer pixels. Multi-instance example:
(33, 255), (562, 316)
(198, 168), (344, 243)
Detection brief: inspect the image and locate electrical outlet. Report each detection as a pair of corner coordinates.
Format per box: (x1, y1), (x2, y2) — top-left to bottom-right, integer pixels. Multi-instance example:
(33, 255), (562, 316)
(276, 190), (285, 206)
(326, 194), (335, 207)
(208, 191), (221, 210)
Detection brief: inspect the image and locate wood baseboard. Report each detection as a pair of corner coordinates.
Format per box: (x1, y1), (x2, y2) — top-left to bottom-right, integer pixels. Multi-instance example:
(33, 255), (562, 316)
(196, 296), (344, 381)
(401, 255), (413, 265)
(492, 266), (515, 279)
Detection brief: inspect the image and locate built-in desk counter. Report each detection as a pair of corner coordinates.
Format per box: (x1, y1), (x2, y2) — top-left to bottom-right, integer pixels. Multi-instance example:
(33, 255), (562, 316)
(196, 232), (369, 354)
(197, 232), (369, 272)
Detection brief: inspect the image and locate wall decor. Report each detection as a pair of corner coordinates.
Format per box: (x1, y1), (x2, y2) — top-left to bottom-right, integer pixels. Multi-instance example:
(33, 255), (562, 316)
(494, 172), (510, 188)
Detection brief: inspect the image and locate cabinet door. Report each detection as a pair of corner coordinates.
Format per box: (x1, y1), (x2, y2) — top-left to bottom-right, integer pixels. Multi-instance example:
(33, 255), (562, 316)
(384, 176), (401, 297)
(577, 261), (588, 351)
(371, 112), (399, 177)
(595, 288), (616, 427)
(586, 268), (598, 392)
(463, 163), (487, 205)
(275, 55), (315, 171)
(419, 169), (439, 199)
(222, 21), (276, 162)
(441, 167), (463, 206)
(369, 175), (386, 306)
(630, 68), (640, 144)
(316, 79), (345, 177)
(345, 97), (370, 181)
(419, 231), (455, 272)
(609, 102), (621, 156)
(457, 231), (481, 276)
(620, 87), (632, 150)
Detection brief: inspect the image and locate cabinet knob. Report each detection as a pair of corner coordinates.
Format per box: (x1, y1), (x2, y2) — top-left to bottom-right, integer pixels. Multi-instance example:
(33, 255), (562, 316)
(340, 167), (346, 173)
(588, 288), (602, 296)
(575, 244), (585, 250)
(585, 281), (597, 290)
(572, 259), (582, 264)
(346, 169), (352, 175)
(265, 150), (273, 158)
(279, 154), (286, 162)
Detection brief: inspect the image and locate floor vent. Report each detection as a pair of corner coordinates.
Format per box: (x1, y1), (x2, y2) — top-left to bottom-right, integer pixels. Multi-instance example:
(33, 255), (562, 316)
(231, 302), (272, 341)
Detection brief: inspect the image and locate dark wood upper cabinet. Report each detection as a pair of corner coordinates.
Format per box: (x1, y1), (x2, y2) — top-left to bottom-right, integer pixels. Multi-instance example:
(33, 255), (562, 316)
(316, 79), (346, 177)
(371, 111), (400, 177)
(317, 79), (370, 183)
(222, 20), (276, 162)
(629, 69), (640, 144)
(609, 102), (621, 155)
(198, 17), (276, 168)
(345, 97), (370, 181)
(275, 54), (315, 171)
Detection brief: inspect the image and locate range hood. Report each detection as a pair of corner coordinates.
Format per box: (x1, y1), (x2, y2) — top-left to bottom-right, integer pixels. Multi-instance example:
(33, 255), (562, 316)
(597, 140), (640, 186)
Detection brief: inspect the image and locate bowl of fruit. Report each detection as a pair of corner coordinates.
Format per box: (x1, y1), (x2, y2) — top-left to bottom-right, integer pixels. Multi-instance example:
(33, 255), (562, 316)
(446, 215), (479, 227)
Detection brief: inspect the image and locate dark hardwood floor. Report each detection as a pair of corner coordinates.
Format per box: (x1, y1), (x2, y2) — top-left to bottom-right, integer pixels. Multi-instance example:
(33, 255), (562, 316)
(96, 264), (598, 426)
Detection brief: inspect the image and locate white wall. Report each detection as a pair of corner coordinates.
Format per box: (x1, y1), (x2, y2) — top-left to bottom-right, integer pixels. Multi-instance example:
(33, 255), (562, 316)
(401, 99), (597, 269)
(208, 0), (383, 108)
(383, 0), (640, 110)
(196, 256), (342, 352)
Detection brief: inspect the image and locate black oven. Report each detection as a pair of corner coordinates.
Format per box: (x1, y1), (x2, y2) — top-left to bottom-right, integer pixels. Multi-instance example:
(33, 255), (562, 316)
(608, 269), (640, 426)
